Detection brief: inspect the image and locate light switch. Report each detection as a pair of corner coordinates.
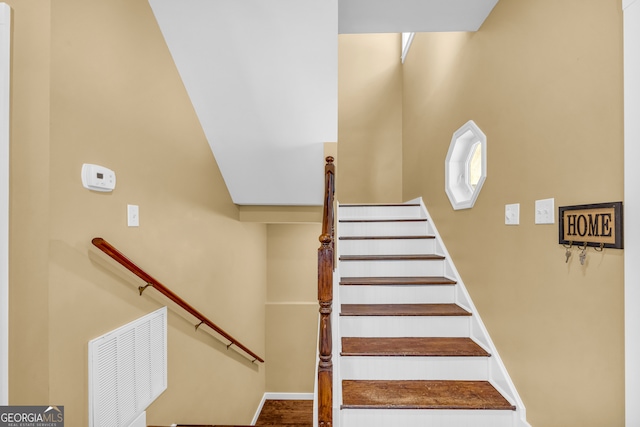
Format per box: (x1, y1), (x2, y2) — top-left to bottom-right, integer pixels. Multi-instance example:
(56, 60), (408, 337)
(127, 204), (139, 227)
(535, 198), (555, 224)
(505, 203), (520, 225)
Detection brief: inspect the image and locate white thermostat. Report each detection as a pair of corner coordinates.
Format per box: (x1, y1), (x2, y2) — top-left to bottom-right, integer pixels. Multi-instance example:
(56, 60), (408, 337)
(82, 163), (116, 192)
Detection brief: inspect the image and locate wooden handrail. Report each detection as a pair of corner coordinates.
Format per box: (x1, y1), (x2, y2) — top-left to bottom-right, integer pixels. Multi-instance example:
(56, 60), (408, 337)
(317, 156), (335, 427)
(91, 237), (264, 363)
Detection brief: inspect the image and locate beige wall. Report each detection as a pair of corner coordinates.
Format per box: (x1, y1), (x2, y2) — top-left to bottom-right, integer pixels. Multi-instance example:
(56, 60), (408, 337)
(7, 0), (52, 404)
(10, 0), (267, 425)
(8, 0), (625, 426)
(338, 34), (403, 203)
(402, 1), (624, 426)
(266, 224), (319, 392)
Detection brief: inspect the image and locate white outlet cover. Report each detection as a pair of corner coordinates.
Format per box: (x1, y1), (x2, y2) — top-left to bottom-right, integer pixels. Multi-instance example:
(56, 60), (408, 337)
(535, 198), (555, 224)
(505, 203), (520, 225)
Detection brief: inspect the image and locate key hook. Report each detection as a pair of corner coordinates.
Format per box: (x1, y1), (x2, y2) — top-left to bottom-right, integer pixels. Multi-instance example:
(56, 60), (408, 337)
(578, 242), (588, 266)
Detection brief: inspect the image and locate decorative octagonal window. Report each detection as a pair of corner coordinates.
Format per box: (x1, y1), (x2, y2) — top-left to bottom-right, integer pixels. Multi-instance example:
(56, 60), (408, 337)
(445, 120), (487, 210)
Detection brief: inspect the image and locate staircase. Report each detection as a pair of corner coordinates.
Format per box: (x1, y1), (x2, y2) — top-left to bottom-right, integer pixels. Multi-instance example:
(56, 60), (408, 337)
(331, 199), (530, 427)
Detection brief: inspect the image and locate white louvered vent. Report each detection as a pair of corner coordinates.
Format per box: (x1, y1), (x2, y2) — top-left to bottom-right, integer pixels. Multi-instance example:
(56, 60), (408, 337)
(89, 307), (167, 427)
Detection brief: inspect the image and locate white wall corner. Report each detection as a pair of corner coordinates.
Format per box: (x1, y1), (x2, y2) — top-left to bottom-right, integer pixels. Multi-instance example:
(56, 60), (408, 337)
(251, 393), (268, 425)
(401, 32), (415, 64)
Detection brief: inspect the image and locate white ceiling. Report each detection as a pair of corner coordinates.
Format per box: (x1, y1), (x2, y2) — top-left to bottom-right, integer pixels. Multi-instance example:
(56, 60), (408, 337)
(148, 0), (498, 206)
(339, 0), (499, 33)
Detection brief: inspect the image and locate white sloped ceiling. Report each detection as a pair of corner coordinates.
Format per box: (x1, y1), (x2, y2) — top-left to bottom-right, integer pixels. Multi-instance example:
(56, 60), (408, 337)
(148, 0), (498, 205)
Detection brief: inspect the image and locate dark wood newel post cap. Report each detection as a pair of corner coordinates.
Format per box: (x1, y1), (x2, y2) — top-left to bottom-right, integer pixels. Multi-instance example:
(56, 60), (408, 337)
(326, 156), (334, 164)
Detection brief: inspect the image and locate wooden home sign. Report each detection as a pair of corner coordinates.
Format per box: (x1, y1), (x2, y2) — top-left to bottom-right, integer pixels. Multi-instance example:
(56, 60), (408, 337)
(558, 201), (623, 249)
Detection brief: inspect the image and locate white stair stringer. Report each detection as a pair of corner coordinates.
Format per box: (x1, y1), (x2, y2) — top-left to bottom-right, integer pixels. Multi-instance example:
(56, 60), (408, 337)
(328, 198), (531, 427)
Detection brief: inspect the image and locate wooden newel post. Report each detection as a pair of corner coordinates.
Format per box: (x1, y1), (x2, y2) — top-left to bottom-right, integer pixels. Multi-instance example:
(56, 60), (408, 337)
(318, 233), (333, 427)
(318, 157), (335, 427)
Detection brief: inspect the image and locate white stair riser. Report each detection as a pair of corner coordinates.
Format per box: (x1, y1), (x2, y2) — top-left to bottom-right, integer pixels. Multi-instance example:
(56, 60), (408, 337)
(340, 409), (516, 427)
(339, 205), (422, 220)
(339, 221), (429, 237)
(339, 259), (445, 277)
(340, 316), (470, 338)
(340, 356), (489, 381)
(340, 284), (455, 305)
(339, 238), (437, 256)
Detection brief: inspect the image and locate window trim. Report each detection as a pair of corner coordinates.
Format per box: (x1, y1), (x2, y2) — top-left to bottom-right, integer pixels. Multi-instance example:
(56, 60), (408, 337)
(444, 120), (487, 210)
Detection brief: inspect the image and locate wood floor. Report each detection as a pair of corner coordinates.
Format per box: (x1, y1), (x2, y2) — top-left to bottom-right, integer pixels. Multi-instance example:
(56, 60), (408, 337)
(254, 400), (312, 426)
(210, 399), (312, 427)
(151, 399), (312, 427)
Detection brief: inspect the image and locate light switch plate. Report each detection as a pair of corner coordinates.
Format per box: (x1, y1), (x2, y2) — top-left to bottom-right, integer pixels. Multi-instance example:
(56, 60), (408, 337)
(127, 204), (139, 227)
(535, 198), (555, 224)
(505, 203), (520, 225)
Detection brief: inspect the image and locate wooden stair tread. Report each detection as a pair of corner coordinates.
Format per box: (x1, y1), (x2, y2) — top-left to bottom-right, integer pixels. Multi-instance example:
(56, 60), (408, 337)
(340, 235), (435, 240)
(341, 337), (489, 357)
(340, 203), (421, 207)
(340, 254), (444, 261)
(342, 380), (515, 410)
(341, 303), (470, 317)
(340, 276), (456, 286)
(340, 218), (427, 223)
